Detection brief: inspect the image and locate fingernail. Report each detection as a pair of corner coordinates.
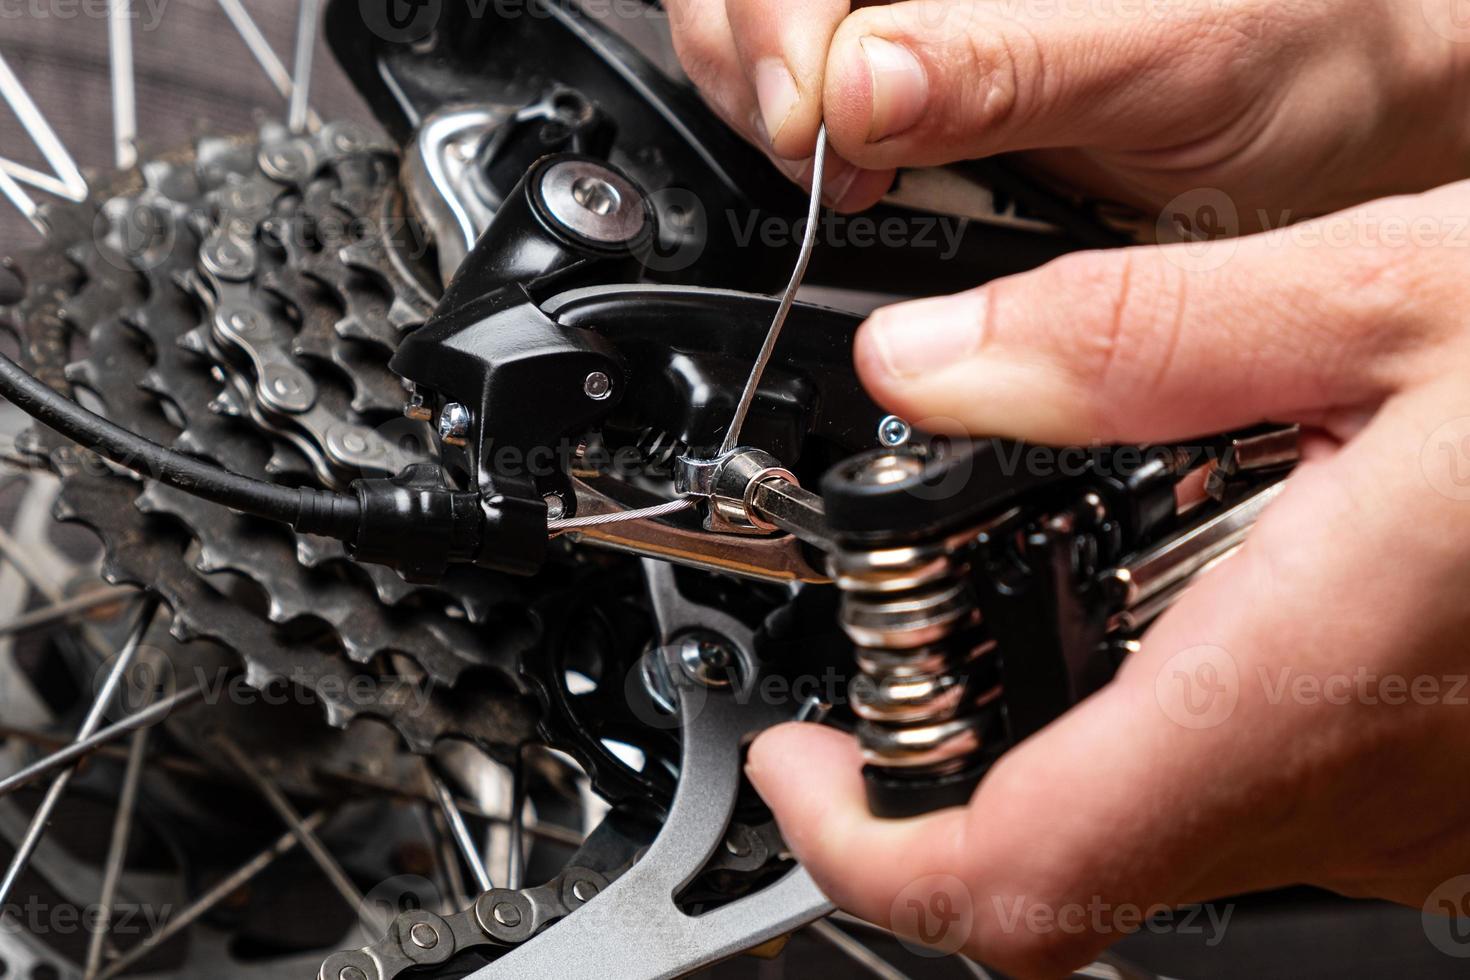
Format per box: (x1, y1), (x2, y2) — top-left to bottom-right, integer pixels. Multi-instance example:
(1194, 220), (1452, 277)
(754, 58), (800, 147)
(866, 294), (985, 379)
(860, 36), (927, 142)
(821, 161), (860, 208)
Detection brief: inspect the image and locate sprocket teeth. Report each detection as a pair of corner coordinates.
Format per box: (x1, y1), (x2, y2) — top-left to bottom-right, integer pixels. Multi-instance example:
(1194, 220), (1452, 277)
(12, 122), (543, 762)
(140, 369), (168, 395)
(178, 324), (210, 354)
(242, 659), (282, 691)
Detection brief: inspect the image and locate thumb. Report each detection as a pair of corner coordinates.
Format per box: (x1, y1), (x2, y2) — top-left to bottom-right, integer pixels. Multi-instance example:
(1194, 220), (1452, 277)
(819, 0), (1281, 169)
(853, 196), (1443, 444)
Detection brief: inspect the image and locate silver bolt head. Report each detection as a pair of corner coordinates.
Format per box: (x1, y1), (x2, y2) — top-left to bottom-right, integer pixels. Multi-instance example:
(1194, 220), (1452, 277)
(408, 922), (439, 949)
(877, 414), (912, 448)
(583, 371), (613, 401)
(543, 493), (567, 521)
(438, 402), (472, 441)
(493, 902), (523, 927)
(678, 636), (737, 688)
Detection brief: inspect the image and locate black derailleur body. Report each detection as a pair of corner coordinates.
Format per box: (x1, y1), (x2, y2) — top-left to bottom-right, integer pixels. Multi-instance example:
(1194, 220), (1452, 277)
(350, 141), (885, 581)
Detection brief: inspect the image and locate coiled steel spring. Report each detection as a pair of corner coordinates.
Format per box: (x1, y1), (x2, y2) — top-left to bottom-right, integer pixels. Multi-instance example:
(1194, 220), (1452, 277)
(831, 532), (1000, 777)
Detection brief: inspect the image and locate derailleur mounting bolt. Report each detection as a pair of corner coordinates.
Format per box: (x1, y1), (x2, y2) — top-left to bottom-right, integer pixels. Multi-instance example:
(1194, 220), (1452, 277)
(438, 402), (472, 445)
(583, 371), (613, 401)
(678, 636), (737, 688)
(877, 415), (912, 448)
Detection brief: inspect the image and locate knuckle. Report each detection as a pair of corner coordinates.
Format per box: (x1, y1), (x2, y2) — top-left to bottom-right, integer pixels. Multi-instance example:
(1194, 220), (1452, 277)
(1050, 250), (1184, 391)
(670, 23), (731, 93)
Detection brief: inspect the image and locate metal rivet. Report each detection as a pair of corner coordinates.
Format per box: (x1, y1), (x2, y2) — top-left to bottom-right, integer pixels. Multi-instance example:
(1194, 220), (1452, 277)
(543, 494), (566, 521)
(572, 879), (598, 902)
(408, 922), (439, 949)
(493, 902), (522, 927)
(877, 415), (911, 448)
(339, 968), (369, 980)
(583, 371), (612, 401)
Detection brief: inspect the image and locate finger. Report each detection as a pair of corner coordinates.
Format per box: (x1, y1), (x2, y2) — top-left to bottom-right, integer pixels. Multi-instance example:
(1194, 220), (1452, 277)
(853, 190), (1457, 444)
(749, 421), (1436, 975)
(819, 0), (1282, 169)
(724, 0), (850, 161)
(668, 0), (894, 209)
(668, 0), (749, 128)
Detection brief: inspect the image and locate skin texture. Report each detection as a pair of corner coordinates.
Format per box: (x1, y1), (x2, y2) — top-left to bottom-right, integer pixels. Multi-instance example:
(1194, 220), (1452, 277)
(664, 1), (1470, 976)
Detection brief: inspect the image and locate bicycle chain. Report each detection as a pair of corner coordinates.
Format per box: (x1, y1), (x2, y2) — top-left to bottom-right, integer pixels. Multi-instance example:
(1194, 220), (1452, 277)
(320, 864), (616, 980)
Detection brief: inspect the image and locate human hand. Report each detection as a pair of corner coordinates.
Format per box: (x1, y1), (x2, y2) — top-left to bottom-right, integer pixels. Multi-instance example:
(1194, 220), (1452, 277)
(665, 0), (1470, 222)
(747, 181), (1470, 976)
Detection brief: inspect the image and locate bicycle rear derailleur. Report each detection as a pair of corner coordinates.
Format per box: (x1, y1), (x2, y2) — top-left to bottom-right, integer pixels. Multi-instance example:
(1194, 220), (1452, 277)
(335, 143), (1297, 819)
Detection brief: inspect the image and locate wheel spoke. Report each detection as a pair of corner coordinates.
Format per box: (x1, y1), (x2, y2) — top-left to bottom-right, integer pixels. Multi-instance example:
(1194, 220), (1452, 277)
(0, 685), (202, 800)
(288, 0), (321, 134)
(0, 165), (41, 232)
(0, 598), (159, 908)
(82, 726), (149, 980)
(0, 48), (88, 201)
(108, 0), (138, 170)
(430, 770), (495, 894)
(216, 0), (322, 131)
(808, 920), (913, 980)
(214, 734), (383, 929)
(0, 159), (77, 202)
(0, 586), (137, 639)
(954, 957), (994, 979)
(507, 747), (527, 890)
(94, 809), (332, 980)
(0, 522), (65, 600)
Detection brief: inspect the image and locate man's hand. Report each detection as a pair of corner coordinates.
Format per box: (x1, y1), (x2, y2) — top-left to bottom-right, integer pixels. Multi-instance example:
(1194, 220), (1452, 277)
(746, 182), (1470, 976)
(666, 0), (1470, 221)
